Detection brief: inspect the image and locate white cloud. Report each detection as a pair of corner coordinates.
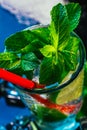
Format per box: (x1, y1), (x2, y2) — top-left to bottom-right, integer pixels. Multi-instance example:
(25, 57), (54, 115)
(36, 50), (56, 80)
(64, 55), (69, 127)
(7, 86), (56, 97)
(0, 0), (65, 25)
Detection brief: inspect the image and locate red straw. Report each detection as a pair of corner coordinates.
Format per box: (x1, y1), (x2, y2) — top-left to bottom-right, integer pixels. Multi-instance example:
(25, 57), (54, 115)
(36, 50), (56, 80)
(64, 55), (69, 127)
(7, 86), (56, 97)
(0, 68), (35, 89)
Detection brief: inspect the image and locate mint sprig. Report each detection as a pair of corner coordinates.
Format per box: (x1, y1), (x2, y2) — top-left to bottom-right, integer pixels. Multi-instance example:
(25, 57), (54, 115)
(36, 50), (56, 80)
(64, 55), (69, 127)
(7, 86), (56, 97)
(5, 27), (50, 53)
(0, 52), (19, 69)
(0, 3), (81, 86)
(65, 3), (81, 31)
(39, 3), (81, 85)
(21, 52), (40, 71)
(40, 45), (56, 58)
(50, 3), (70, 49)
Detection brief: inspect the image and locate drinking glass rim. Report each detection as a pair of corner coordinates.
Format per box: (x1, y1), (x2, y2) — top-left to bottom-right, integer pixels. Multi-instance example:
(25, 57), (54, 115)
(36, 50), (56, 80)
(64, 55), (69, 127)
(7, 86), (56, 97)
(16, 24), (86, 94)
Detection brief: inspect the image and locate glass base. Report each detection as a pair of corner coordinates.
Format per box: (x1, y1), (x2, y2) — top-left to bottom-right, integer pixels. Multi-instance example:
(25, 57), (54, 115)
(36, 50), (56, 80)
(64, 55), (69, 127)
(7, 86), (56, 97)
(32, 115), (80, 130)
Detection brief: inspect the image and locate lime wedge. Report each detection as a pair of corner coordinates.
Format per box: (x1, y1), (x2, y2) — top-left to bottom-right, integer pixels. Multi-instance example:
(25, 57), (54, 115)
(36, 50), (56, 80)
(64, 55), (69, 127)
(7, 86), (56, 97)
(56, 68), (84, 104)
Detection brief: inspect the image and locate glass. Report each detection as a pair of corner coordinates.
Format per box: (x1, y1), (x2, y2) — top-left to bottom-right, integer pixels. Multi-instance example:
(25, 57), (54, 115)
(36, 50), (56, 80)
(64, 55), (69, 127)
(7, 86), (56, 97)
(15, 25), (86, 130)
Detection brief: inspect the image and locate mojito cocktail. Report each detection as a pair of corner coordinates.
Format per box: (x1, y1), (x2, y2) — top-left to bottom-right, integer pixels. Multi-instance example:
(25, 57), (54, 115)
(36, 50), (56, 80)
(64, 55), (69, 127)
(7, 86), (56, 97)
(0, 2), (86, 130)
(15, 25), (85, 130)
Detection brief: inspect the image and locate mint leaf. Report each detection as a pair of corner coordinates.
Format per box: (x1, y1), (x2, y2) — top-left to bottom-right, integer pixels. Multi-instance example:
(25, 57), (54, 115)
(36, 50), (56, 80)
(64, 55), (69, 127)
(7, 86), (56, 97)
(50, 3), (70, 49)
(0, 52), (19, 69)
(5, 30), (43, 52)
(39, 57), (63, 85)
(24, 39), (45, 59)
(0, 52), (17, 60)
(23, 70), (33, 80)
(40, 45), (56, 58)
(65, 3), (81, 31)
(5, 31), (33, 52)
(5, 28), (50, 53)
(5, 28), (49, 59)
(59, 34), (80, 71)
(15, 39), (44, 59)
(31, 26), (51, 44)
(21, 52), (39, 71)
(8, 60), (21, 70)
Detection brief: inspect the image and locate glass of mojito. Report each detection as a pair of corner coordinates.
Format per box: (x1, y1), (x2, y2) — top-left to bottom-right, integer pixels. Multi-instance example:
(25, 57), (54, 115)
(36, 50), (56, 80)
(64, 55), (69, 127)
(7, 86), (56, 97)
(0, 2), (86, 130)
(15, 25), (85, 130)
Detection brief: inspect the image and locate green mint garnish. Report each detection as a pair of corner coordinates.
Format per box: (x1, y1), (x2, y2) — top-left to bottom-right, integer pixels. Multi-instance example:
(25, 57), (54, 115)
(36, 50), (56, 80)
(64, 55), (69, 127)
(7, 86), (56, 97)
(0, 52), (19, 69)
(65, 3), (81, 31)
(0, 3), (81, 85)
(21, 52), (40, 71)
(39, 3), (81, 85)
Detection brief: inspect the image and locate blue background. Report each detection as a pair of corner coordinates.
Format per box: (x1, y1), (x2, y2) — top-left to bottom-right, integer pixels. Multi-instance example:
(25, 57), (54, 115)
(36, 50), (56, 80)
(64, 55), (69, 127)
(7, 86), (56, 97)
(0, 6), (38, 126)
(0, 6), (28, 52)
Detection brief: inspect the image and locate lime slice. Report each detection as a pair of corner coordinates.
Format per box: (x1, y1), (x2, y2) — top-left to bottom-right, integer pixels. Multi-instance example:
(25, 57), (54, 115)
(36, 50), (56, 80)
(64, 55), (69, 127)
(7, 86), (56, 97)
(56, 68), (84, 104)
